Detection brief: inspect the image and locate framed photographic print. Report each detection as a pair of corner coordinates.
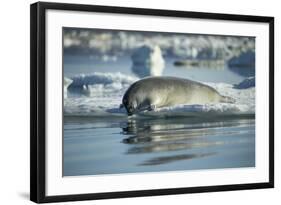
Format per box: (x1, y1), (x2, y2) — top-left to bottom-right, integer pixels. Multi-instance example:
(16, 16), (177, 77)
(30, 1), (274, 203)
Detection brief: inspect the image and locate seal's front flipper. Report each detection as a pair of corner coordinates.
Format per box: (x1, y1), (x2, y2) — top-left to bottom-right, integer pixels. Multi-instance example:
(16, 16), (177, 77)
(119, 104), (124, 109)
(148, 104), (156, 111)
(220, 96), (236, 104)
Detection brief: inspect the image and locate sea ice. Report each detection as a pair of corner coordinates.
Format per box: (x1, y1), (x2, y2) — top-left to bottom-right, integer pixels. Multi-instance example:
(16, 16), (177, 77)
(64, 73), (255, 117)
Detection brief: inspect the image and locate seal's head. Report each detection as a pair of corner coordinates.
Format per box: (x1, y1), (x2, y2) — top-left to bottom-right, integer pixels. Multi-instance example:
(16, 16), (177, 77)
(122, 96), (138, 116)
(121, 89), (138, 115)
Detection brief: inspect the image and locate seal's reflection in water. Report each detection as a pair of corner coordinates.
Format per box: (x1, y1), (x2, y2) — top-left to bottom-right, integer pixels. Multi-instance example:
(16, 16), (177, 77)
(63, 116), (255, 176)
(121, 117), (254, 166)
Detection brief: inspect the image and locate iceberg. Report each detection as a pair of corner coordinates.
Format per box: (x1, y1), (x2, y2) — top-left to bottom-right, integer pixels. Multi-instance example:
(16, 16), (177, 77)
(67, 72), (138, 97)
(64, 77), (73, 98)
(228, 50), (255, 68)
(131, 45), (165, 78)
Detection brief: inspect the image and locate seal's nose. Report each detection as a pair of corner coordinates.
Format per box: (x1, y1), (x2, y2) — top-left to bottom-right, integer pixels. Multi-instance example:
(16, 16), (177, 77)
(127, 107), (134, 115)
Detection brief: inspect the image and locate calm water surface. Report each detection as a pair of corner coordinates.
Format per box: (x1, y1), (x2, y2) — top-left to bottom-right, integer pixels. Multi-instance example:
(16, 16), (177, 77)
(64, 116), (255, 176)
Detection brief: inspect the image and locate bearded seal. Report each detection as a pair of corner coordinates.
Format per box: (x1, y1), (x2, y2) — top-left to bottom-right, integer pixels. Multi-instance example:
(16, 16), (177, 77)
(121, 76), (235, 115)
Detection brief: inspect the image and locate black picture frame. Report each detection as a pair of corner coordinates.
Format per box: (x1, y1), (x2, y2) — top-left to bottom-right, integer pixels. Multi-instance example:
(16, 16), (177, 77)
(30, 1), (274, 203)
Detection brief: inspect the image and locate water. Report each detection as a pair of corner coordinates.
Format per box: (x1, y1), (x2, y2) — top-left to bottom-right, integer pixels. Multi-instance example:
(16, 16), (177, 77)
(63, 54), (255, 176)
(64, 54), (246, 84)
(64, 116), (255, 176)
